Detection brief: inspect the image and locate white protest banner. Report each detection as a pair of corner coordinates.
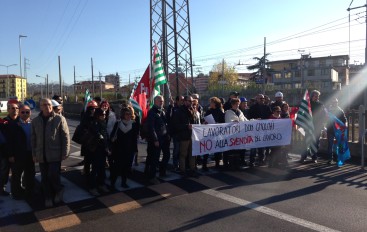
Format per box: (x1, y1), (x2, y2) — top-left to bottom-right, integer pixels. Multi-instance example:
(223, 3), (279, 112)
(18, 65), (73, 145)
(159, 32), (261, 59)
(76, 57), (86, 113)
(192, 119), (292, 156)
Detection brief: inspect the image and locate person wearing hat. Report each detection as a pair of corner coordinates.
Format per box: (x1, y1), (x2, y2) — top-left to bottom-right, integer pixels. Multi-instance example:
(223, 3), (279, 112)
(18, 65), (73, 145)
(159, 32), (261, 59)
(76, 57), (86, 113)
(78, 100), (99, 173)
(52, 95), (64, 115)
(223, 91), (239, 111)
(51, 99), (62, 115)
(239, 97), (249, 118)
(270, 92), (286, 112)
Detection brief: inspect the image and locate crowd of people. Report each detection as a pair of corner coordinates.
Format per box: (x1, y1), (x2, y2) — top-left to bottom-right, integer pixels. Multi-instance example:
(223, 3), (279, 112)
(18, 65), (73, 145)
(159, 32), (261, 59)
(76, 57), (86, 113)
(0, 89), (347, 208)
(0, 96), (70, 208)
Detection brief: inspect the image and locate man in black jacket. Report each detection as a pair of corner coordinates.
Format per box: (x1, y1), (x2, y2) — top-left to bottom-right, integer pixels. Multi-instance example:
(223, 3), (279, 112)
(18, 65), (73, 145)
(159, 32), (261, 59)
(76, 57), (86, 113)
(166, 96), (184, 170)
(145, 95), (170, 184)
(1, 100), (20, 196)
(172, 95), (200, 177)
(248, 94), (272, 166)
(8, 104), (34, 199)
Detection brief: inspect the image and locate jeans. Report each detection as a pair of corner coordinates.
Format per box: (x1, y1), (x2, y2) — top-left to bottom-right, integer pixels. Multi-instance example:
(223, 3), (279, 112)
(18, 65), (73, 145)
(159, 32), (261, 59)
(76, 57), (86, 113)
(39, 161), (62, 200)
(146, 137), (171, 179)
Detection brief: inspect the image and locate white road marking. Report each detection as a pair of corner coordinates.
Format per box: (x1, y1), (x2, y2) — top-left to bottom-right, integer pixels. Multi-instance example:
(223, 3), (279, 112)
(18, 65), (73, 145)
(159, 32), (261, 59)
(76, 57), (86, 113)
(68, 151), (83, 160)
(202, 189), (341, 232)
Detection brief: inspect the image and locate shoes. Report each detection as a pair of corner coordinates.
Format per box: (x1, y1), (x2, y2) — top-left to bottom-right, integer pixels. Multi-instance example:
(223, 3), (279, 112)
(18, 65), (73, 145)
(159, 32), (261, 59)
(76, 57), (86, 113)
(121, 183), (129, 188)
(149, 178), (160, 185)
(54, 188), (64, 204)
(45, 198), (53, 208)
(89, 188), (100, 196)
(312, 159), (318, 164)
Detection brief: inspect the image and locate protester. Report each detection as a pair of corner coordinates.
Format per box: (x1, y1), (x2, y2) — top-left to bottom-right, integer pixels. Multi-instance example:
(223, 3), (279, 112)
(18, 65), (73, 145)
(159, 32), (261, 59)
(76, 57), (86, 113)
(145, 95), (170, 184)
(248, 94), (272, 167)
(223, 91), (239, 111)
(268, 106), (288, 168)
(51, 99), (62, 115)
(203, 97), (225, 169)
(87, 108), (110, 196)
(79, 100), (99, 175)
(166, 96), (184, 171)
(224, 98), (248, 169)
(270, 92), (286, 111)
(1, 99), (20, 196)
(109, 107), (139, 189)
(173, 95), (200, 177)
(8, 104), (35, 199)
(239, 97), (249, 118)
(31, 98), (70, 207)
(299, 90), (326, 163)
(52, 95), (64, 115)
(326, 98), (347, 165)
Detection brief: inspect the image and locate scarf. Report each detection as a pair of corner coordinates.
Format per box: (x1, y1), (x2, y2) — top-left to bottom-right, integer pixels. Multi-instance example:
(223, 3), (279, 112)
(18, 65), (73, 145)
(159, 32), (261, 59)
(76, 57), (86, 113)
(119, 120), (133, 133)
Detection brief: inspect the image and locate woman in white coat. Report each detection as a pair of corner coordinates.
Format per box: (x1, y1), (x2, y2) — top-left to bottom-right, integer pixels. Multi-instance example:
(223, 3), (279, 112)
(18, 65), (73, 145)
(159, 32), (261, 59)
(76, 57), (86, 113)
(224, 98), (248, 168)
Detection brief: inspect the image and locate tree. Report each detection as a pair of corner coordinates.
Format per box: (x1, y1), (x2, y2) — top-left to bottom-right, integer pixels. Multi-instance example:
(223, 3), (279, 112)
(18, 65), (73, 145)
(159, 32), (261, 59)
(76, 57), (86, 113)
(247, 53), (274, 82)
(208, 60), (238, 87)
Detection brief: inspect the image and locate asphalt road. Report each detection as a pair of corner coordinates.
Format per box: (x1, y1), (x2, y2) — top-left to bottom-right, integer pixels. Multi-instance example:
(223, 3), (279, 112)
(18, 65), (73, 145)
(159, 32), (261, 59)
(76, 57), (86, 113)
(1, 115), (367, 232)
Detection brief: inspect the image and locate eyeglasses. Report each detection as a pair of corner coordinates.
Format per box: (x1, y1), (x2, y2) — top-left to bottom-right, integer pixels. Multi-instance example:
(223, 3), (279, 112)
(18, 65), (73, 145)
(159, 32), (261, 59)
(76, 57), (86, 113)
(21, 111), (30, 114)
(11, 107), (19, 110)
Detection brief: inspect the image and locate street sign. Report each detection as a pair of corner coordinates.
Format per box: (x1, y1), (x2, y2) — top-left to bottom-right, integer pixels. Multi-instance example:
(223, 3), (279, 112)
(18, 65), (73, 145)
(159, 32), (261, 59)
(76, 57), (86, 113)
(24, 99), (36, 110)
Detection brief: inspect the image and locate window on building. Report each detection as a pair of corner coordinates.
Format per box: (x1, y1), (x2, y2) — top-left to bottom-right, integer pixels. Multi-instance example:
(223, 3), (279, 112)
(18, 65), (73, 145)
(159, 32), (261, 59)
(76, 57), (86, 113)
(285, 72), (292, 78)
(295, 71), (301, 77)
(294, 83), (301, 89)
(284, 84), (292, 89)
(307, 69), (315, 76)
(319, 59), (326, 67)
(320, 69), (330, 75)
(274, 73), (282, 79)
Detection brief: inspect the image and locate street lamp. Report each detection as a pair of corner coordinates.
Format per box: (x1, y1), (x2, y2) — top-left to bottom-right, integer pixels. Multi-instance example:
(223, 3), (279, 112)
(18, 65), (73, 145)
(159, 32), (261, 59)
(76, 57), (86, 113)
(36, 75), (48, 98)
(19, 35), (27, 100)
(0, 64), (17, 98)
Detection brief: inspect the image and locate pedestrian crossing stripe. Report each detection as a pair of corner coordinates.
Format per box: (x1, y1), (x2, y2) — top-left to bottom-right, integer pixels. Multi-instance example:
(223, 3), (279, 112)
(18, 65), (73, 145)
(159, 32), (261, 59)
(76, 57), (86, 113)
(0, 161), (356, 231)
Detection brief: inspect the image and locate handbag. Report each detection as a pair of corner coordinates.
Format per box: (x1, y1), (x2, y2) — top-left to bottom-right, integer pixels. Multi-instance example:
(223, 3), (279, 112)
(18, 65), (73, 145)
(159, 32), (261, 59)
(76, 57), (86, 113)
(72, 124), (85, 144)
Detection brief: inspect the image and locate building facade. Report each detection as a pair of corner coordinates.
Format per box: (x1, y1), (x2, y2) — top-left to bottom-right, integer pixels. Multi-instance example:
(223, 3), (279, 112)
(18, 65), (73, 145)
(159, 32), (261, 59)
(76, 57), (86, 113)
(0, 74), (27, 100)
(73, 81), (114, 95)
(267, 54), (349, 91)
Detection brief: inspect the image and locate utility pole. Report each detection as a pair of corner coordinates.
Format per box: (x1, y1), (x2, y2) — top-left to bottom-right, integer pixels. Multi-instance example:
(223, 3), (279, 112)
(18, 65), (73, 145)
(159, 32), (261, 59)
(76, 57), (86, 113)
(91, 58), (95, 95)
(262, 37), (266, 94)
(46, 74), (49, 98)
(74, 66), (76, 102)
(347, 1), (367, 107)
(99, 72), (102, 98)
(58, 56), (62, 98)
(221, 58), (225, 97)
